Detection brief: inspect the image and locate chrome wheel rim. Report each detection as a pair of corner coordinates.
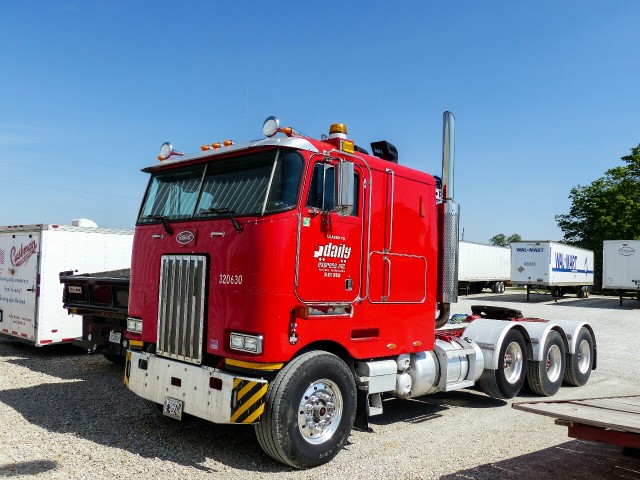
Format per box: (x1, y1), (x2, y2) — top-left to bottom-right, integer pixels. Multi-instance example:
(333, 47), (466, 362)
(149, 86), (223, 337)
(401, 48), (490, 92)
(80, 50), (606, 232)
(503, 341), (524, 384)
(297, 379), (343, 445)
(546, 344), (562, 382)
(577, 339), (591, 374)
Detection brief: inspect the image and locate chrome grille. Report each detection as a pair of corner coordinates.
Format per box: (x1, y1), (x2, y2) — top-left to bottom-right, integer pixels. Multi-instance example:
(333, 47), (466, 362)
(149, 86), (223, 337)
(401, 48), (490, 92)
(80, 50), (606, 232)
(157, 255), (207, 364)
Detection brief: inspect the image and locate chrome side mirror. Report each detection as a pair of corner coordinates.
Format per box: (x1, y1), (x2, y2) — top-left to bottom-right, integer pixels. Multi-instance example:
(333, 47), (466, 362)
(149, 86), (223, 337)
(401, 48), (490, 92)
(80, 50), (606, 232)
(335, 160), (354, 212)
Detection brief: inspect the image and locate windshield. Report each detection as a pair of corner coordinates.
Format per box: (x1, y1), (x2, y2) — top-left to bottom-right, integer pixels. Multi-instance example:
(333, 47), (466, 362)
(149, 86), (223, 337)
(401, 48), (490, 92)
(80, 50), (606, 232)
(138, 149), (303, 223)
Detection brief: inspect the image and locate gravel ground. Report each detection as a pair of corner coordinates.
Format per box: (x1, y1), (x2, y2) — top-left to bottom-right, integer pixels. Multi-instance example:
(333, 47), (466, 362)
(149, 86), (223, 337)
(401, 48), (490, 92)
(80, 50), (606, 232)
(1, 291), (639, 479)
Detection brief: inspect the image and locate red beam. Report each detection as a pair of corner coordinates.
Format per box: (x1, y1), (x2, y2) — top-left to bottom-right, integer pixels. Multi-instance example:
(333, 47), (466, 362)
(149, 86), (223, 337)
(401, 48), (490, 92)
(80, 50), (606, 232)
(568, 424), (640, 449)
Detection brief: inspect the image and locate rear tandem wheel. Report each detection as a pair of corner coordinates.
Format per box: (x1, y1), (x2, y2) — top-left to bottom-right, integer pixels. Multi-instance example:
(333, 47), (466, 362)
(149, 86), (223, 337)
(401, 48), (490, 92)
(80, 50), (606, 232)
(564, 327), (594, 386)
(527, 330), (566, 396)
(478, 328), (528, 399)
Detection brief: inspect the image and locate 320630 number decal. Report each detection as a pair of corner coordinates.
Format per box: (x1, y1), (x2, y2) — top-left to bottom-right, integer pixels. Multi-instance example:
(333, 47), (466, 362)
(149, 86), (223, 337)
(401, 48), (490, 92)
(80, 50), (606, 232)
(219, 274), (243, 285)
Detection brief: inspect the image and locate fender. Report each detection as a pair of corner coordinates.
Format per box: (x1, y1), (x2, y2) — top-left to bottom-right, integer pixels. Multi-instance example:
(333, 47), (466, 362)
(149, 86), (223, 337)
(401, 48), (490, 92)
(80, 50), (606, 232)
(462, 319), (531, 371)
(515, 321), (564, 362)
(550, 319), (596, 355)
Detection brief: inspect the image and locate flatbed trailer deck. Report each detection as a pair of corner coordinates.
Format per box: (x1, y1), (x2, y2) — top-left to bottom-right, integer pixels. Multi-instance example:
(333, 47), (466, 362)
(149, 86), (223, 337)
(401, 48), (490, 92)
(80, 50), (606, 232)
(513, 395), (640, 452)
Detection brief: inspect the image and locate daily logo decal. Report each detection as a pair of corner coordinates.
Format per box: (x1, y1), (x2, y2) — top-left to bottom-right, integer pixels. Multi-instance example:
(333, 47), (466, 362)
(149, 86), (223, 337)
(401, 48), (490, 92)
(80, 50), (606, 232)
(313, 242), (351, 279)
(313, 243), (352, 259)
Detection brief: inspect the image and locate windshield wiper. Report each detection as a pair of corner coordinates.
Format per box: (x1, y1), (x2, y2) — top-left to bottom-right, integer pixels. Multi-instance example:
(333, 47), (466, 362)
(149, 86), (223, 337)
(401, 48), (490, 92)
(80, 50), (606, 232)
(199, 208), (243, 233)
(142, 215), (173, 235)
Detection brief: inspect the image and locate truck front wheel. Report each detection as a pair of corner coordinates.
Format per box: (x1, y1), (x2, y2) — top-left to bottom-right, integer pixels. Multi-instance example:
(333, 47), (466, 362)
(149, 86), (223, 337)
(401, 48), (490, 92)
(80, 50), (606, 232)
(478, 328), (527, 399)
(255, 351), (356, 468)
(527, 330), (565, 396)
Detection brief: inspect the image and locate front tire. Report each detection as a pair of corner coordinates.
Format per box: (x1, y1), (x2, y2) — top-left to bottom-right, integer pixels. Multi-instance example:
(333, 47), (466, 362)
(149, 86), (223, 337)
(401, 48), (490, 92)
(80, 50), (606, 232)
(255, 351), (356, 468)
(478, 328), (528, 399)
(564, 328), (594, 386)
(527, 330), (565, 396)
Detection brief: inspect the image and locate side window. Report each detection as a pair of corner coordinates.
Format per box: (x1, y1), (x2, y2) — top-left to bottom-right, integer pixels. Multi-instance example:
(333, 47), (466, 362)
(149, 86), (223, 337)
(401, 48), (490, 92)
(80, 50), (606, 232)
(306, 163), (359, 216)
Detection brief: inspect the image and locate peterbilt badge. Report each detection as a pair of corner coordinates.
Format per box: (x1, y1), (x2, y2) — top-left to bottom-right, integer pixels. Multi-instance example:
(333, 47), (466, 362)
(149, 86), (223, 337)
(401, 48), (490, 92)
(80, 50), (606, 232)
(176, 230), (195, 244)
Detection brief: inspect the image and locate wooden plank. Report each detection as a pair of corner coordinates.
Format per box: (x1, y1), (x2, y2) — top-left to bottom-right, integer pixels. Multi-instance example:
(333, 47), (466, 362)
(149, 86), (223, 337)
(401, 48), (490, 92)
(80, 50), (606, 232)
(573, 398), (640, 415)
(606, 396), (640, 408)
(513, 401), (640, 434)
(514, 395), (640, 406)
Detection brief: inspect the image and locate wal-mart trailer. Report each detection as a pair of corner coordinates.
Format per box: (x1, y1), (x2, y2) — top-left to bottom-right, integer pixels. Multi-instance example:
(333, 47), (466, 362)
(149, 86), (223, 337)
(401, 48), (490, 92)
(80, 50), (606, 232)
(510, 241), (594, 300)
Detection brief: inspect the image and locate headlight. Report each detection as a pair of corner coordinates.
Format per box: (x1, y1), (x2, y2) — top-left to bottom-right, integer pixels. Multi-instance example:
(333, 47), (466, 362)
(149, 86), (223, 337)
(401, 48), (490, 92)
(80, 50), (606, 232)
(229, 333), (263, 354)
(126, 317), (142, 334)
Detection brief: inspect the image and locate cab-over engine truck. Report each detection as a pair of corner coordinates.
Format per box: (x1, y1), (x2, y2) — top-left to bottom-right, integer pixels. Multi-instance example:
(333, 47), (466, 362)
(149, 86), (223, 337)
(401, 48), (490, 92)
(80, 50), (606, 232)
(124, 113), (596, 468)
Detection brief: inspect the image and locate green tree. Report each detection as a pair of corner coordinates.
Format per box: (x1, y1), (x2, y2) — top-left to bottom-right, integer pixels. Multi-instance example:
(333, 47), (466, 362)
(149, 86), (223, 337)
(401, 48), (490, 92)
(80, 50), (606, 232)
(555, 144), (640, 286)
(490, 233), (521, 247)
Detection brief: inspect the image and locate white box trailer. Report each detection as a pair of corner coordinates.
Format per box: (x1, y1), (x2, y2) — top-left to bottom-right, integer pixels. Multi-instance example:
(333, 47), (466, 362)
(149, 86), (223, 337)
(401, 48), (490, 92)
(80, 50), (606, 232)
(0, 223), (133, 346)
(511, 241), (594, 300)
(602, 240), (640, 304)
(458, 241), (510, 294)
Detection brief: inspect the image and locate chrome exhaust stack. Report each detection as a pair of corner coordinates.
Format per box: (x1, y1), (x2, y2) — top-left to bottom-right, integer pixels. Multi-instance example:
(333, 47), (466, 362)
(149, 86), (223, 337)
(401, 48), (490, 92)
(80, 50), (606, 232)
(436, 111), (459, 328)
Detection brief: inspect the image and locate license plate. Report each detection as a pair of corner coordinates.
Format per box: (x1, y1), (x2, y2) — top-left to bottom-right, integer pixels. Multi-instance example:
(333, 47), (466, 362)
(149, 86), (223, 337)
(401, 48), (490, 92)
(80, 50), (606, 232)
(163, 397), (183, 420)
(108, 330), (121, 344)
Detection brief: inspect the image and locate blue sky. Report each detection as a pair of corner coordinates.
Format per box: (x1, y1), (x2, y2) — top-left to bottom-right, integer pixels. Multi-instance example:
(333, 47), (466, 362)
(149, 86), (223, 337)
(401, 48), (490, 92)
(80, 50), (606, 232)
(1, 1), (638, 243)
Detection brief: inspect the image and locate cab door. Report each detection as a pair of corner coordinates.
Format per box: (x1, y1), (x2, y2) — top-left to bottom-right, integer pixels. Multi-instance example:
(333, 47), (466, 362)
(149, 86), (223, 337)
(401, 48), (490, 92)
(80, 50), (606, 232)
(295, 157), (366, 303)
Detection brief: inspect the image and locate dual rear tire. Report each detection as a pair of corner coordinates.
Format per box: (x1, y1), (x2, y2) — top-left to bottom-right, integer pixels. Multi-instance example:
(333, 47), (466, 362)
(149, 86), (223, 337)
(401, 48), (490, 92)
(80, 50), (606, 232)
(527, 330), (566, 396)
(564, 328), (594, 386)
(478, 329), (528, 399)
(521, 327), (594, 396)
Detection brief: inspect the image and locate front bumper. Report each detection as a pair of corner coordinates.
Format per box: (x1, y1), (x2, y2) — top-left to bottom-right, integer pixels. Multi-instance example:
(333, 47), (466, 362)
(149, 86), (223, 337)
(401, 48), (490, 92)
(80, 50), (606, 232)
(125, 351), (268, 424)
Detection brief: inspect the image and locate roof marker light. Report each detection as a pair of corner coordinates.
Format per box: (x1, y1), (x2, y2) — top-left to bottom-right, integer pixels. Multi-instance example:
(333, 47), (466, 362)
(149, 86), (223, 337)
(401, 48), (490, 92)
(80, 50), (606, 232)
(223, 140), (234, 147)
(201, 145), (211, 151)
(212, 142), (222, 149)
(341, 140), (355, 154)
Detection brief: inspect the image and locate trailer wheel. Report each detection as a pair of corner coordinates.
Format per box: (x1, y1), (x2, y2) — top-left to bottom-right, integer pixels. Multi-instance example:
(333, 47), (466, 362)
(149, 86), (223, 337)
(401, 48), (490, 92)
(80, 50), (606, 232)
(564, 328), (594, 386)
(255, 351), (356, 468)
(527, 330), (565, 396)
(478, 328), (527, 399)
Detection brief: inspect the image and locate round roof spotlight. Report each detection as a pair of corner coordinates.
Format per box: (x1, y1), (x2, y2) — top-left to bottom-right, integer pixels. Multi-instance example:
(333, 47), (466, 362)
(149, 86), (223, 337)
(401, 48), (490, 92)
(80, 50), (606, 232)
(263, 116), (280, 138)
(158, 142), (184, 161)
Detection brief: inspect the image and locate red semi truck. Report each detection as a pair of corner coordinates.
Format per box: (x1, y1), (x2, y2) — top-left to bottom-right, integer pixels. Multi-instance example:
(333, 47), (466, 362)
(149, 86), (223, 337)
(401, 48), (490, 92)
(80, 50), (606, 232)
(123, 113), (596, 468)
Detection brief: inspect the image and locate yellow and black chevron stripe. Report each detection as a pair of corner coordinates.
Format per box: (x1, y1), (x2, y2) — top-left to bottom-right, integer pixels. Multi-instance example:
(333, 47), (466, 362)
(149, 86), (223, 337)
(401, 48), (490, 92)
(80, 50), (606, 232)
(230, 378), (268, 424)
(124, 351), (131, 387)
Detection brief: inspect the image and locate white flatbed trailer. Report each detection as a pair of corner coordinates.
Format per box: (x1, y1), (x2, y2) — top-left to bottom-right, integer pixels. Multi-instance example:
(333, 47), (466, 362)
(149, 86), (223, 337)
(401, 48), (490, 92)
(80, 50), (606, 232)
(514, 395), (640, 455)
